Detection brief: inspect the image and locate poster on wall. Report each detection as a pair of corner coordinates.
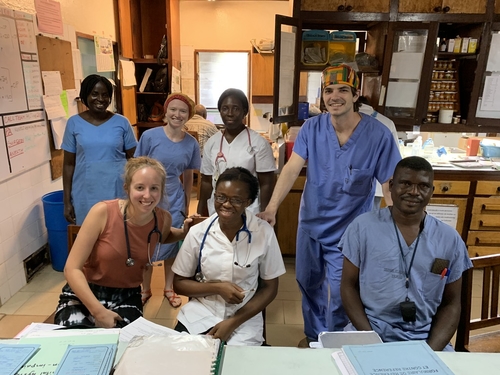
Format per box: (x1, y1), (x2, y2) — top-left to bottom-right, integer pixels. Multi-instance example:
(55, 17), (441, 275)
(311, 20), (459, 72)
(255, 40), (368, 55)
(94, 36), (115, 72)
(34, 0), (64, 36)
(0, 7), (51, 182)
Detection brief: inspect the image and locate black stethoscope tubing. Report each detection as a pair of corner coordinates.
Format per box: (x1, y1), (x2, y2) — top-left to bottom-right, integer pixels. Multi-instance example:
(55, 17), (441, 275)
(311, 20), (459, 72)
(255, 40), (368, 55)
(195, 215), (252, 281)
(123, 204), (162, 267)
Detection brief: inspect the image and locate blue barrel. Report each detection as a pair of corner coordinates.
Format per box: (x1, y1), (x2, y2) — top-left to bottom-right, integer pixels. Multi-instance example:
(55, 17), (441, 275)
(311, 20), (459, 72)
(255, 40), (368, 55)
(42, 190), (68, 272)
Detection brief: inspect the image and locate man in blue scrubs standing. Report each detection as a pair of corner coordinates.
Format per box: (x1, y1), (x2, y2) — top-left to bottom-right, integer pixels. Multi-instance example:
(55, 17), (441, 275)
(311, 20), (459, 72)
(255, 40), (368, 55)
(258, 64), (401, 345)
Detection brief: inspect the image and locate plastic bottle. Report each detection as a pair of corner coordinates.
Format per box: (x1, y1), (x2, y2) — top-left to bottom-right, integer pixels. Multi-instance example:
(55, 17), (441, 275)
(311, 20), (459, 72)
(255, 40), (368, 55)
(412, 136), (422, 156)
(423, 138), (434, 155)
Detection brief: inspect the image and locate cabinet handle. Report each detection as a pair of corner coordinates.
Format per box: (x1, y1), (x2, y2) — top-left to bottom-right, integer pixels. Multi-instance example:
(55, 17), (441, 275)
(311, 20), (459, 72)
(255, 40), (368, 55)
(441, 186), (449, 192)
(433, 6), (442, 12)
(338, 5), (345, 11)
(345, 5), (353, 11)
(482, 204), (500, 211)
(497, 186), (500, 192)
(443, 6), (450, 13)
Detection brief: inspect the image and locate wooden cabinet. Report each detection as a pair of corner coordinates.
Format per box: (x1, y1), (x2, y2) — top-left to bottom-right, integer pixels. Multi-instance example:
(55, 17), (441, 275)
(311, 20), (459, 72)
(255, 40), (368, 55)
(399, 0), (487, 14)
(300, 0), (390, 13)
(274, 170), (500, 258)
(468, 196), (500, 256)
(251, 53), (274, 100)
(116, 0), (180, 128)
(275, 177), (305, 255)
(278, 2), (497, 131)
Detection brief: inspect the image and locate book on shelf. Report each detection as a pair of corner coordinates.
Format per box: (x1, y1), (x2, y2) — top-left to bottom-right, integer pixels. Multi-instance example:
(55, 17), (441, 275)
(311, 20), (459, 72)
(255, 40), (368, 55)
(138, 68), (153, 93)
(332, 340), (455, 375)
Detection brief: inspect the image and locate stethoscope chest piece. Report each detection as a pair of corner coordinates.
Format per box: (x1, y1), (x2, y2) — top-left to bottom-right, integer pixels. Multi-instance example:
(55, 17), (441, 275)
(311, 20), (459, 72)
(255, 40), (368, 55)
(125, 258), (135, 267)
(195, 271), (205, 282)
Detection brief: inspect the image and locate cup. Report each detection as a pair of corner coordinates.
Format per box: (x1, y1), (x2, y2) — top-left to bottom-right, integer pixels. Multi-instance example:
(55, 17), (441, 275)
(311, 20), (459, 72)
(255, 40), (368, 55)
(438, 109), (453, 124)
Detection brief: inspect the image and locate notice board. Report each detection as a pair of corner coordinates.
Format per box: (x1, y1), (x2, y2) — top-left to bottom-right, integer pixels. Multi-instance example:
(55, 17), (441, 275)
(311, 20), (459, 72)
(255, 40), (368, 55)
(0, 7), (50, 181)
(36, 35), (75, 179)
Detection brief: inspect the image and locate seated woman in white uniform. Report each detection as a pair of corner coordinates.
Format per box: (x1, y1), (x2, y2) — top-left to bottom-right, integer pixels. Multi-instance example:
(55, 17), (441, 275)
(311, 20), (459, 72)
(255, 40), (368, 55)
(172, 167), (286, 345)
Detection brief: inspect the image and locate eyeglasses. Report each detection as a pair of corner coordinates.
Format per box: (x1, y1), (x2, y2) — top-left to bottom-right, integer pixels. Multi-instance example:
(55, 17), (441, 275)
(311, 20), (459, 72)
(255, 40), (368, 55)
(214, 194), (248, 207)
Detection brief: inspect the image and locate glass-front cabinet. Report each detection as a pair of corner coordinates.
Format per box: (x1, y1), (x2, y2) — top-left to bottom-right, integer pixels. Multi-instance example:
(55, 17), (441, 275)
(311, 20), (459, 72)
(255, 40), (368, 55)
(379, 23), (437, 127)
(470, 24), (500, 127)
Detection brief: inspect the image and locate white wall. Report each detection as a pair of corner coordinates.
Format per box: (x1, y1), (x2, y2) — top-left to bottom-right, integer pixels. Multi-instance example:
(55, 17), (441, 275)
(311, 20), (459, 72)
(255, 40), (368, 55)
(179, 1), (291, 132)
(0, 0), (116, 306)
(0, 0), (117, 40)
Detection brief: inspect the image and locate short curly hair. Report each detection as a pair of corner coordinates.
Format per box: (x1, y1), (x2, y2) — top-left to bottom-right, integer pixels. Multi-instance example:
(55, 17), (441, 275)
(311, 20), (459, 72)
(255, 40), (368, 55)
(215, 167), (259, 204)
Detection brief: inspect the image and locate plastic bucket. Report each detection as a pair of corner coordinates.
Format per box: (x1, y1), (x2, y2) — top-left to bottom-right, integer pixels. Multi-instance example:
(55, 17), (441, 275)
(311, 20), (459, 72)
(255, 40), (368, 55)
(42, 190), (68, 271)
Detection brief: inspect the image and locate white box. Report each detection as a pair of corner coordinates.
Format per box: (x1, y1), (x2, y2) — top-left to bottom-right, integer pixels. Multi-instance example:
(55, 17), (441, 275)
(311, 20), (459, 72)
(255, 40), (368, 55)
(461, 38), (470, 53)
(447, 39), (455, 53)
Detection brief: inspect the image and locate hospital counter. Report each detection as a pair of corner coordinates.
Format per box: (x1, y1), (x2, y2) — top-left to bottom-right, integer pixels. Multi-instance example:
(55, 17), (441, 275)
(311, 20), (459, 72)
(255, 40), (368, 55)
(275, 167), (500, 257)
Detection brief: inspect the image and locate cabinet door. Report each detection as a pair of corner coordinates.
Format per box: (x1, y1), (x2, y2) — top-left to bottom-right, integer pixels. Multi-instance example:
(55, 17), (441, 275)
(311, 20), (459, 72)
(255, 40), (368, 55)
(300, 0), (389, 13)
(117, 0), (134, 59)
(252, 54), (274, 97)
(273, 15), (301, 124)
(380, 23), (438, 126)
(496, 0), (500, 13)
(471, 25), (500, 126)
(276, 177), (305, 255)
(399, 0), (487, 13)
(440, 0), (487, 14)
(398, 0), (441, 13)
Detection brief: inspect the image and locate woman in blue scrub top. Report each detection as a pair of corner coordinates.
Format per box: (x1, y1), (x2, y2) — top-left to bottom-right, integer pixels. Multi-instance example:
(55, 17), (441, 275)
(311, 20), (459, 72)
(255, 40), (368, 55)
(135, 93), (201, 308)
(62, 74), (137, 225)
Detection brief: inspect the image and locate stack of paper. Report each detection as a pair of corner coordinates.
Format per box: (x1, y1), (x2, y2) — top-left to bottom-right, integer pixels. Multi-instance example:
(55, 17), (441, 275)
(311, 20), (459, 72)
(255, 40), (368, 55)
(0, 344), (40, 375)
(332, 341), (455, 375)
(114, 334), (223, 375)
(17, 329), (120, 375)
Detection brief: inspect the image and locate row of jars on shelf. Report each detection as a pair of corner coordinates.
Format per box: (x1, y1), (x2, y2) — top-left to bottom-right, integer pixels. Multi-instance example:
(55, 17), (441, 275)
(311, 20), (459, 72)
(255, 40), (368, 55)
(427, 102), (458, 112)
(430, 81), (457, 91)
(429, 92), (457, 101)
(433, 61), (455, 70)
(432, 71), (455, 80)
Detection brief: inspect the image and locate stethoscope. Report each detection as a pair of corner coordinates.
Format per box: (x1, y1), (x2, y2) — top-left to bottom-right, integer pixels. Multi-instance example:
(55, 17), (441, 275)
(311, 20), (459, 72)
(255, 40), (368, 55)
(214, 128), (253, 181)
(195, 215), (252, 282)
(123, 204), (162, 267)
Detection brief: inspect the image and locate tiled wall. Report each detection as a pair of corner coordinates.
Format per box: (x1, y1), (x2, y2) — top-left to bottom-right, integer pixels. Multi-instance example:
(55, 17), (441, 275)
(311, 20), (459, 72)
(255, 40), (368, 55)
(0, 162), (62, 306)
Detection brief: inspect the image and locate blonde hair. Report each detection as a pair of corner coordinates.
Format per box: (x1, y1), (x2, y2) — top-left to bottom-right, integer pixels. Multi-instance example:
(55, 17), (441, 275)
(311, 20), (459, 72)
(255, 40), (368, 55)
(123, 157), (166, 201)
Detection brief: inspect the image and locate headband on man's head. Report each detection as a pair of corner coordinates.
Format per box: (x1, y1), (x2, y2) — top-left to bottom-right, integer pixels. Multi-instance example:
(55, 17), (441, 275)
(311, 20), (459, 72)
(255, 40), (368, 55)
(321, 64), (359, 90)
(163, 93), (195, 119)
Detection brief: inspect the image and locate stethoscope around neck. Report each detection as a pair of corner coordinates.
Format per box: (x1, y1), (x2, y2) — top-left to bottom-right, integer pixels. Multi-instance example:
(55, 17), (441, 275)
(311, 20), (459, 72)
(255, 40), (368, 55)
(123, 204), (162, 267)
(214, 128), (253, 180)
(195, 214), (253, 282)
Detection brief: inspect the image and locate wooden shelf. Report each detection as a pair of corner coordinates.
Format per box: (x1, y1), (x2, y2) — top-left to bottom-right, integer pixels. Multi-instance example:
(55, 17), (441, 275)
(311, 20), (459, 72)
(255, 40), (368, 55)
(436, 52), (477, 58)
(132, 58), (169, 65)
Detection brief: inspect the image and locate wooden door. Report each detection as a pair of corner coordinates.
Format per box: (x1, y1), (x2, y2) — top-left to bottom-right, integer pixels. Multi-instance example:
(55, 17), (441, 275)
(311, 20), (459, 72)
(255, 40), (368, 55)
(399, 0), (486, 13)
(252, 54), (274, 97)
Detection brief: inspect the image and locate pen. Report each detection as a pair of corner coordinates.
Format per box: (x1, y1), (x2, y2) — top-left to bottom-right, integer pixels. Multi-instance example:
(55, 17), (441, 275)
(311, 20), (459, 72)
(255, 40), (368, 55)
(440, 267), (448, 280)
(180, 211), (187, 219)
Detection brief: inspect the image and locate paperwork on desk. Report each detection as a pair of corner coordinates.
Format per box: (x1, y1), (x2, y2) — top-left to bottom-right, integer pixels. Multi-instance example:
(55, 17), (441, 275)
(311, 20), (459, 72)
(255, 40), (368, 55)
(17, 329), (119, 375)
(332, 341), (455, 375)
(318, 331), (382, 349)
(0, 344), (40, 375)
(54, 344), (116, 375)
(114, 334), (222, 375)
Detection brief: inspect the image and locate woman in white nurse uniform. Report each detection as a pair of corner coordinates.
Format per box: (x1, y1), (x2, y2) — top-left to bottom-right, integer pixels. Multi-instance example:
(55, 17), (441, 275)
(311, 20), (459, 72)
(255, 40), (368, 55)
(172, 167), (285, 345)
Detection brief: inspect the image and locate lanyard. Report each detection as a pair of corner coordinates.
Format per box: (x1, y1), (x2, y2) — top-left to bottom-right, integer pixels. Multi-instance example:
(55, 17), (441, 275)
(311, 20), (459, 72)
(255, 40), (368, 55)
(392, 215), (424, 289)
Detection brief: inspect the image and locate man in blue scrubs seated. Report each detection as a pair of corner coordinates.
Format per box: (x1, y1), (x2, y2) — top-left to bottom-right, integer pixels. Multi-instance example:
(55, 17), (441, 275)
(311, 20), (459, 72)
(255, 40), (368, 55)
(258, 64), (401, 345)
(340, 157), (472, 351)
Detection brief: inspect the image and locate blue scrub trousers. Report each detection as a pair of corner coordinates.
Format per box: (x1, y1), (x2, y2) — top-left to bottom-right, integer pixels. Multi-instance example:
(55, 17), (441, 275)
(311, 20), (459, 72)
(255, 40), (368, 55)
(296, 227), (348, 340)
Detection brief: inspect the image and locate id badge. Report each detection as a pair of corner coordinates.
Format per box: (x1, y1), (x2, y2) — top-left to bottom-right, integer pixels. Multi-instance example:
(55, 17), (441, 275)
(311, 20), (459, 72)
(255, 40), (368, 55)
(400, 300), (416, 322)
